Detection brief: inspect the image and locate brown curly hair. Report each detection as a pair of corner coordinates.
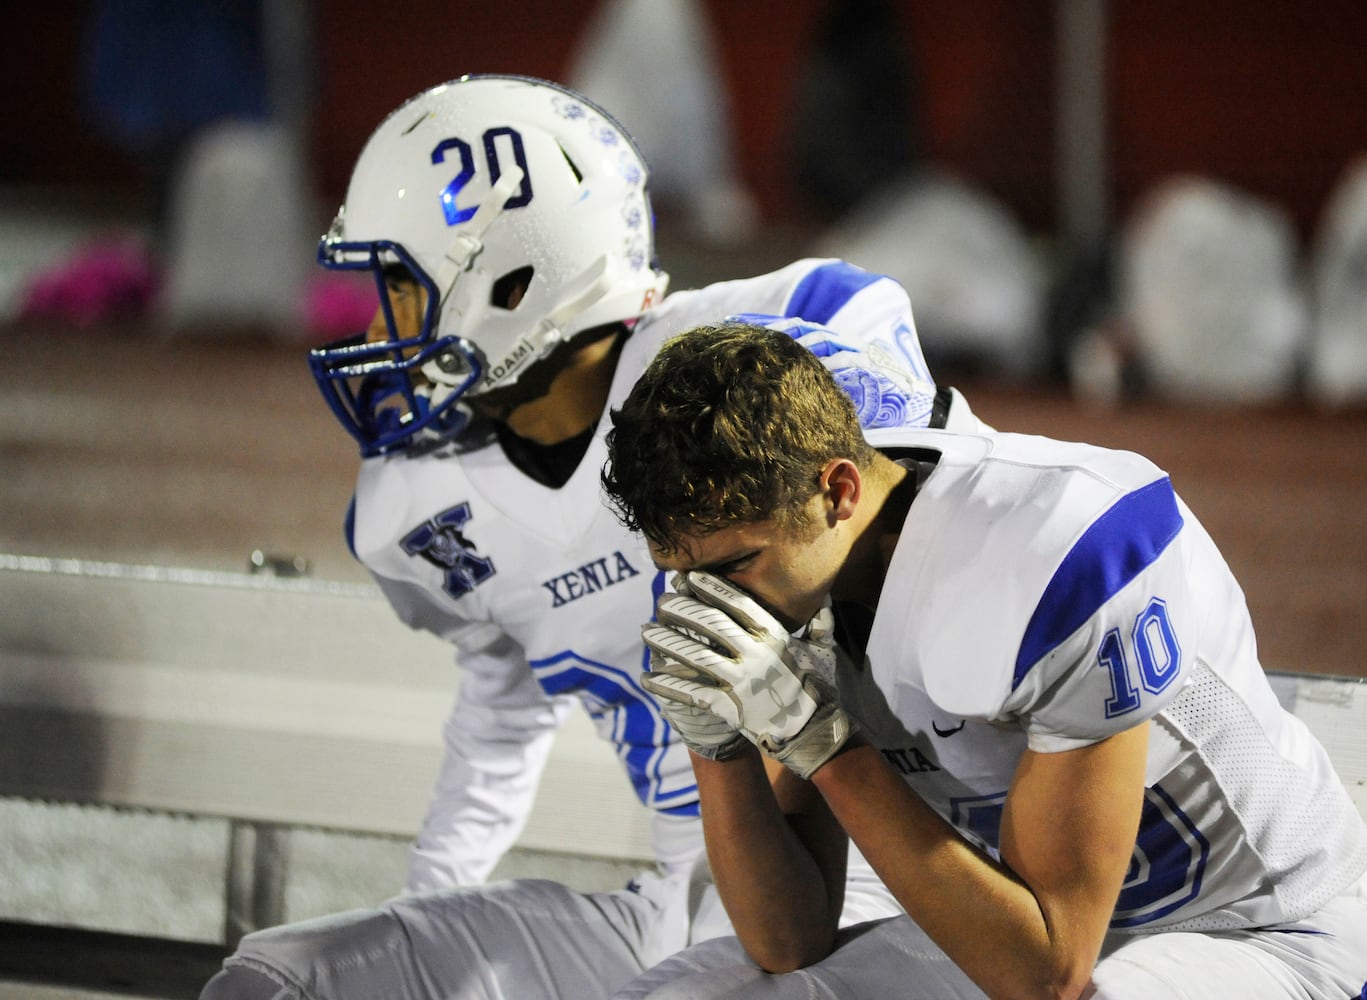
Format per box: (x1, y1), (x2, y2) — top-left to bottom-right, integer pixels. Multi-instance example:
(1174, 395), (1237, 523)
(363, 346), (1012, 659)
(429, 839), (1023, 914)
(602, 322), (875, 554)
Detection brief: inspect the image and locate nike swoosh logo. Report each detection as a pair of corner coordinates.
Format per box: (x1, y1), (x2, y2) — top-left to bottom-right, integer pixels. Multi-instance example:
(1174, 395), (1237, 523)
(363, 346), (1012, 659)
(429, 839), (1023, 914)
(932, 719), (966, 737)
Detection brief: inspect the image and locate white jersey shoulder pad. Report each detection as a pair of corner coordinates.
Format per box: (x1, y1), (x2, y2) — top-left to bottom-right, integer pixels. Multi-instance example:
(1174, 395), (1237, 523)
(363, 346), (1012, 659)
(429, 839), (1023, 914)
(874, 432), (1184, 737)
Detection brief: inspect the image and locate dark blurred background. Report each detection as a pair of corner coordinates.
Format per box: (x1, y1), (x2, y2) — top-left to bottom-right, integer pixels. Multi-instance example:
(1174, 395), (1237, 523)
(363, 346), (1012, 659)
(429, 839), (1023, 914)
(4, 1), (1364, 239)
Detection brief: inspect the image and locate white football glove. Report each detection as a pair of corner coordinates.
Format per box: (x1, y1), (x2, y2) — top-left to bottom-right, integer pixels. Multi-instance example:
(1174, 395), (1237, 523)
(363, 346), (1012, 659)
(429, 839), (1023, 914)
(646, 574), (749, 761)
(640, 571), (857, 779)
(653, 673), (752, 761)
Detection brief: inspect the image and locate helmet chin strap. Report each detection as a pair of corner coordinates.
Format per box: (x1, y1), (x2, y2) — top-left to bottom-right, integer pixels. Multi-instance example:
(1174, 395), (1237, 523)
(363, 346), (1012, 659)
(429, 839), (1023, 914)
(474, 254), (615, 396)
(418, 166), (529, 409)
(426, 161), (617, 399)
(529, 255), (613, 346)
(433, 165), (527, 300)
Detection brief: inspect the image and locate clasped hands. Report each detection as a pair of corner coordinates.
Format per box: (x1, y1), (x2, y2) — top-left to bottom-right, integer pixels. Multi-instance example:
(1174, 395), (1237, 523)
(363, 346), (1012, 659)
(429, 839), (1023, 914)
(640, 572), (858, 779)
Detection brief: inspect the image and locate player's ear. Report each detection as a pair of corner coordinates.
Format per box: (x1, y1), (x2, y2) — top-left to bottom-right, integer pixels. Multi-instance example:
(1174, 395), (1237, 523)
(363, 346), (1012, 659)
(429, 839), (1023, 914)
(819, 458), (862, 523)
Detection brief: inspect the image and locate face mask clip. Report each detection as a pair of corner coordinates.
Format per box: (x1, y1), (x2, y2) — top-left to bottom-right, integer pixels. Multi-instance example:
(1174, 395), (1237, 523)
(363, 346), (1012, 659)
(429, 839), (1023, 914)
(433, 165), (527, 303)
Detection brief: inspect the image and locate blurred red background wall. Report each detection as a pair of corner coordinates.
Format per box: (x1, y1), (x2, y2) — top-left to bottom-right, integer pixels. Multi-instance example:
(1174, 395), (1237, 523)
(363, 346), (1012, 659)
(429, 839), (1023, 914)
(3, 1), (1364, 240)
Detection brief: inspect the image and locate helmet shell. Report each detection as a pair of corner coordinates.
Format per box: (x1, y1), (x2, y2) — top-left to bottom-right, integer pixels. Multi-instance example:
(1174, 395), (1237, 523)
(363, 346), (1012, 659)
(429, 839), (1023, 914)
(313, 75), (669, 453)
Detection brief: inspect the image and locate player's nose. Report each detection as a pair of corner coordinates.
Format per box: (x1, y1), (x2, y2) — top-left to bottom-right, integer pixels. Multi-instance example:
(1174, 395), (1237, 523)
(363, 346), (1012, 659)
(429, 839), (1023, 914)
(365, 304), (389, 343)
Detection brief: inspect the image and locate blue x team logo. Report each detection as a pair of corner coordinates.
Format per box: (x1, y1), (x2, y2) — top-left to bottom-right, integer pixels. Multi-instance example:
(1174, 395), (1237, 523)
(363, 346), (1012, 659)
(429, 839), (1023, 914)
(401, 502), (496, 598)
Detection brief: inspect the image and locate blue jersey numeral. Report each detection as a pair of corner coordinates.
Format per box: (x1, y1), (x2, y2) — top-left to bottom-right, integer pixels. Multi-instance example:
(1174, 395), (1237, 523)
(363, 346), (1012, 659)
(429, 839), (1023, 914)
(1111, 784), (1210, 927)
(1098, 597), (1181, 719)
(948, 782), (1210, 928)
(530, 649), (697, 814)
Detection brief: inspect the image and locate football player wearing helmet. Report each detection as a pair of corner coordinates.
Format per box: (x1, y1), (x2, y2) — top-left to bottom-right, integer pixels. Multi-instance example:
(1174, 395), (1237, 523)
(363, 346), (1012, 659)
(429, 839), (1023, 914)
(201, 74), (985, 1000)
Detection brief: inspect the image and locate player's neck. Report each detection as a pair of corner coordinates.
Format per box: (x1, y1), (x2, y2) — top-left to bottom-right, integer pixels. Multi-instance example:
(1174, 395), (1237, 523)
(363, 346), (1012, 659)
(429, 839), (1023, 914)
(486, 333), (624, 446)
(833, 456), (916, 610)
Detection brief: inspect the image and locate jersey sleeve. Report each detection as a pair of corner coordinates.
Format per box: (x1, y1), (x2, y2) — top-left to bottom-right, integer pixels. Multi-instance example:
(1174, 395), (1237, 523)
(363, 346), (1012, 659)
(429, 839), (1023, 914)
(1003, 476), (1194, 753)
(406, 627), (573, 891)
(348, 486), (574, 891)
(782, 263), (996, 434)
(773, 260), (939, 428)
(784, 258), (933, 384)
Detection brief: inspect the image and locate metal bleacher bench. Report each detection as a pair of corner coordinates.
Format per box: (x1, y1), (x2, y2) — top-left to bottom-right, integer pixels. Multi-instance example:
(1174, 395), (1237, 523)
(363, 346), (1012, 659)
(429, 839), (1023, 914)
(0, 552), (653, 954)
(0, 552), (1364, 975)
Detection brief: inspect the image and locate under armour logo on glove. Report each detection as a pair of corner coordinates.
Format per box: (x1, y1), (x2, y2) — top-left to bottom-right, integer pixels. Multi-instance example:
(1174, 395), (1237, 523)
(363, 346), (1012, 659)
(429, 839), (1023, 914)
(748, 664), (810, 729)
(727, 313), (935, 429)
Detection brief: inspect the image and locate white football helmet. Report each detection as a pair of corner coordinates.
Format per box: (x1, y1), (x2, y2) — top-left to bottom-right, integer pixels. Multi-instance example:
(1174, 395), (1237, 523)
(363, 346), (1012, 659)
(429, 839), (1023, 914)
(310, 74), (670, 455)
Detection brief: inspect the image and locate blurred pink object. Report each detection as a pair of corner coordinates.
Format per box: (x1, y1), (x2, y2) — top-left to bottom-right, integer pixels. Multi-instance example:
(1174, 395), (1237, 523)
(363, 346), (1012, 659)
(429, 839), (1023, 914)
(300, 271), (377, 343)
(18, 236), (160, 327)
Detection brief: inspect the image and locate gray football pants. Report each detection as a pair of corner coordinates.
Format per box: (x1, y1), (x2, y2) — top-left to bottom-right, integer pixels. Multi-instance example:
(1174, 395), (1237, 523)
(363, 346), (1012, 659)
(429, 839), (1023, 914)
(200, 877), (671, 1000)
(614, 876), (1367, 1000)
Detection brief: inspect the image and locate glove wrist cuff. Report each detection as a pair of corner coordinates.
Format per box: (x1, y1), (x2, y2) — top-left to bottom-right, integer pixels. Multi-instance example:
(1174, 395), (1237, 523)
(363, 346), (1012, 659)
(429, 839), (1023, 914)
(690, 732), (751, 761)
(768, 703), (858, 780)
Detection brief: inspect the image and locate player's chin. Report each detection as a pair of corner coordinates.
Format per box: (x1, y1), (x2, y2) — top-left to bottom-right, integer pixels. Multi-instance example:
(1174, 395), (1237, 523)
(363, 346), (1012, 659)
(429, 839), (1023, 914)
(767, 602), (810, 636)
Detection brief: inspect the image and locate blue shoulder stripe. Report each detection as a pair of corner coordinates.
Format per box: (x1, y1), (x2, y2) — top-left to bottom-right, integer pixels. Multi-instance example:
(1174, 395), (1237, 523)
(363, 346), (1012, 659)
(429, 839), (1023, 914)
(784, 261), (882, 323)
(1013, 477), (1184, 689)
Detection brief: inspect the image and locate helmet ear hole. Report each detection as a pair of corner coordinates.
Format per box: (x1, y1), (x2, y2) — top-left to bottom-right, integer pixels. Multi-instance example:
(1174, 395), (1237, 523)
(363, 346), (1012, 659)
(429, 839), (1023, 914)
(491, 266), (535, 310)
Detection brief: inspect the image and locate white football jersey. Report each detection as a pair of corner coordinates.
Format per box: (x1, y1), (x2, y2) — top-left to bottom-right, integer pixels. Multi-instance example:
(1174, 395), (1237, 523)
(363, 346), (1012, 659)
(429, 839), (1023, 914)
(348, 258), (962, 894)
(852, 426), (1367, 932)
